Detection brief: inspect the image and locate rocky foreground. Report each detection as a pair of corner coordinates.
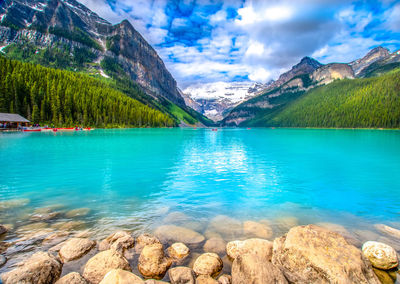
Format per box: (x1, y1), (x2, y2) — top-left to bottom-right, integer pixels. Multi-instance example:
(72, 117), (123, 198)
(1, 219), (399, 284)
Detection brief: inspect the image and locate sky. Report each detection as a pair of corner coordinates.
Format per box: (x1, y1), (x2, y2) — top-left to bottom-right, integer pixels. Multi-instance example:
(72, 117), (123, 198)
(77, 0), (400, 88)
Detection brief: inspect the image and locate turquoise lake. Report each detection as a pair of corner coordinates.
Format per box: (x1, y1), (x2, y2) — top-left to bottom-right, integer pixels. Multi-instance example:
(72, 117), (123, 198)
(1, 128), (400, 243)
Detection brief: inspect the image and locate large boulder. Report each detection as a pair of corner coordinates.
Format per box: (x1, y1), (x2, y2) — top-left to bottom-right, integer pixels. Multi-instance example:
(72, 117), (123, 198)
(272, 225), (380, 283)
(193, 253), (223, 277)
(154, 225), (205, 245)
(226, 238), (272, 260)
(203, 238), (226, 255)
(232, 254), (287, 284)
(83, 249), (131, 284)
(138, 243), (172, 279)
(362, 241), (398, 270)
(59, 238), (95, 262)
(1, 251), (62, 284)
(136, 233), (161, 253)
(56, 272), (88, 284)
(98, 231), (134, 254)
(243, 221), (273, 239)
(99, 269), (144, 284)
(168, 266), (196, 284)
(168, 242), (190, 260)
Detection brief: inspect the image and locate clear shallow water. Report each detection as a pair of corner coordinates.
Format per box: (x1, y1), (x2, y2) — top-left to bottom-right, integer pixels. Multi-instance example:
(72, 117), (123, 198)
(1, 128), (400, 248)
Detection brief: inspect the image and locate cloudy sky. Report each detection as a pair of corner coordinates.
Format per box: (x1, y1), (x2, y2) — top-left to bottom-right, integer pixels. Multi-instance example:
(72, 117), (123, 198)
(78, 0), (400, 88)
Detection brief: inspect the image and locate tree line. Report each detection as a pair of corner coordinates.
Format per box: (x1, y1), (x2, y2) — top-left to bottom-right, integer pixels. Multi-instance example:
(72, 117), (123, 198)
(265, 70), (400, 128)
(0, 56), (175, 127)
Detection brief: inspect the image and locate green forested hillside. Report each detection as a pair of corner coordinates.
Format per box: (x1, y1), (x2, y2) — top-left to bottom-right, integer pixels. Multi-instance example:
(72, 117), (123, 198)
(258, 69), (400, 128)
(0, 56), (175, 127)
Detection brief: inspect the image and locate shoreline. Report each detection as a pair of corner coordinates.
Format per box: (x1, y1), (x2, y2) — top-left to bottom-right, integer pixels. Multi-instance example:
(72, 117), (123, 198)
(1, 202), (400, 283)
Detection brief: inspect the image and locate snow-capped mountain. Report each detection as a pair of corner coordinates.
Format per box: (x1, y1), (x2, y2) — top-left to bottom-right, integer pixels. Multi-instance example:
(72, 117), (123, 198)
(182, 81), (268, 121)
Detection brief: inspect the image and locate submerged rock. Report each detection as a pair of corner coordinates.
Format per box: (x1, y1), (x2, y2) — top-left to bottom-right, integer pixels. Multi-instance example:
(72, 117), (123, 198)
(272, 225), (380, 283)
(98, 231), (134, 254)
(232, 254), (287, 284)
(83, 249), (131, 284)
(375, 224), (400, 239)
(362, 241), (398, 270)
(196, 275), (219, 284)
(0, 224), (8, 235)
(168, 266), (196, 284)
(99, 269), (144, 284)
(59, 237), (95, 262)
(1, 251), (62, 284)
(243, 221), (273, 239)
(168, 242), (190, 260)
(0, 198), (30, 210)
(163, 212), (190, 223)
(193, 253), (223, 277)
(138, 243), (171, 279)
(66, 208), (91, 218)
(154, 225), (205, 245)
(42, 231), (70, 246)
(17, 222), (49, 232)
(207, 216), (242, 240)
(203, 237), (226, 255)
(55, 272), (88, 284)
(0, 254), (6, 267)
(372, 268), (397, 284)
(30, 211), (61, 222)
(226, 238), (272, 260)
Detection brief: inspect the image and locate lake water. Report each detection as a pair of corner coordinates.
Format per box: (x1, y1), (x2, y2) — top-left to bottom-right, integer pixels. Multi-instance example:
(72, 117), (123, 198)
(1, 128), (400, 274)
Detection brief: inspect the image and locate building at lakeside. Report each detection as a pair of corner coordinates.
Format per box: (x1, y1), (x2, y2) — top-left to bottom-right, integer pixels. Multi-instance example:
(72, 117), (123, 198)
(0, 113), (30, 129)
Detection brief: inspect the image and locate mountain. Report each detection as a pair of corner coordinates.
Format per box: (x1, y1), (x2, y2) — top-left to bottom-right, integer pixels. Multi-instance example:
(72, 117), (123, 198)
(182, 82), (267, 121)
(249, 68), (400, 128)
(0, 0), (185, 105)
(0, 0), (213, 126)
(265, 56), (323, 91)
(222, 47), (400, 127)
(350, 46), (390, 76)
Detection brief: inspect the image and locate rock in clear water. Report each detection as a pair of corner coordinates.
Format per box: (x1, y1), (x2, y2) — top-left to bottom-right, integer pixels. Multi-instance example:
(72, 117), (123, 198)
(226, 238), (272, 260)
(1, 251), (62, 284)
(243, 221), (273, 239)
(52, 221), (86, 231)
(55, 272), (88, 284)
(207, 216), (242, 241)
(203, 237), (226, 255)
(0, 198), (30, 210)
(83, 249), (131, 284)
(99, 269), (144, 284)
(42, 231), (70, 246)
(65, 208), (91, 218)
(138, 243), (171, 279)
(30, 211), (61, 222)
(135, 233), (161, 253)
(17, 222), (49, 233)
(0, 224), (8, 235)
(59, 237), (95, 262)
(272, 225), (380, 283)
(232, 253), (287, 284)
(163, 212), (189, 223)
(0, 254), (6, 267)
(362, 241), (398, 270)
(167, 242), (190, 260)
(375, 224), (400, 239)
(193, 253), (223, 277)
(168, 266), (196, 284)
(98, 231), (134, 254)
(154, 225), (205, 245)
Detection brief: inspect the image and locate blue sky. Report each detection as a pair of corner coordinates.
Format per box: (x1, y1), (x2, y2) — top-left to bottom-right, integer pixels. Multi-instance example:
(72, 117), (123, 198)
(78, 0), (400, 88)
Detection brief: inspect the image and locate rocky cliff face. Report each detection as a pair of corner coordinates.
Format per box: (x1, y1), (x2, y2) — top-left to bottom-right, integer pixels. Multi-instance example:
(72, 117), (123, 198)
(0, 0), (185, 106)
(350, 46), (390, 76)
(311, 63), (354, 85)
(265, 56), (323, 91)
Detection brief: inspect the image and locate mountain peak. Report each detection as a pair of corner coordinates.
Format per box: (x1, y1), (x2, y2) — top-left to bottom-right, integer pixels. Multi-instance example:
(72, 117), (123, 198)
(350, 46), (391, 76)
(298, 56), (323, 69)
